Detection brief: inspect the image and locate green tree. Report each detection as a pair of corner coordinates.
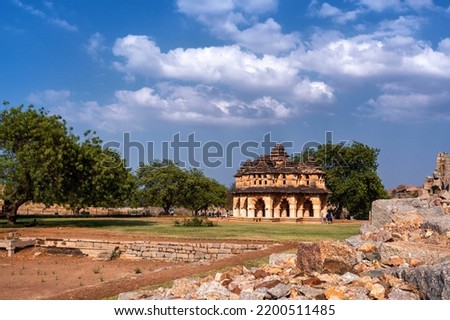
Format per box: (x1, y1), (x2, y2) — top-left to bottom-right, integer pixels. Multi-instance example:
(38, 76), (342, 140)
(184, 168), (228, 214)
(296, 142), (388, 219)
(0, 104), (78, 223)
(136, 160), (189, 214)
(0, 104), (136, 223)
(65, 132), (136, 213)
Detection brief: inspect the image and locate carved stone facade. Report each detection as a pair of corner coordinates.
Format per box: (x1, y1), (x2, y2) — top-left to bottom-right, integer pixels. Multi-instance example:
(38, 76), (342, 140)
(232, 144), (330, 220)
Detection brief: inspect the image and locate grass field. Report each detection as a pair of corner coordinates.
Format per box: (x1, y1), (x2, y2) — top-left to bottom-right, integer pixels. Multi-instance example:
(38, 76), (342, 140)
(1, 216), (360, 242)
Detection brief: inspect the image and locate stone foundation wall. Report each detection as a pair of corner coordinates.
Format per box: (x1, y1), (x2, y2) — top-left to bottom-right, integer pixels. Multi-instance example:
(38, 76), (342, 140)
(35, 238), (270, 262)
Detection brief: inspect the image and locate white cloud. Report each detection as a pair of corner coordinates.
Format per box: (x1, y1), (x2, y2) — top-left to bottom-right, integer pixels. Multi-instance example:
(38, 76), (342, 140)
(48, 85), (296, 131)
(313, 2), (362, 24)
(378, 15), (423, 35)
(232, 18), (299, 55)
(176, 0), (297, 54)
(363, 92), (450, 122)
(112, 35), (300, 92)
(358, 0), (402, 12)
(358, 0), (435, 11)
(85, 32), (107, 62)
(438, 38), (450, 54)
(13, 0), (77, 31)
(293, 80), (335, 104)
(294, 27), (450, 80)
(404, 0), (434, 10)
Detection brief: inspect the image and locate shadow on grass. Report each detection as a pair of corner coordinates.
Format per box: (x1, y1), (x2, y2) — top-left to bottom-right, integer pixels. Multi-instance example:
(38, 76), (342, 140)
(0, 216), (157, 229)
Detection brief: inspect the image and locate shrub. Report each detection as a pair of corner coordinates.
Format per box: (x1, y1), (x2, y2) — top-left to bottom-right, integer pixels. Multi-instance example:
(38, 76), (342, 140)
(173, 217), (216, 227)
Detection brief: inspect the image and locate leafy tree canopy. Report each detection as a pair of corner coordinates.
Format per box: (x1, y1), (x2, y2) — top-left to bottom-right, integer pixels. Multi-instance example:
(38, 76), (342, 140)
(294, 141), (388, 219)
(137, 160), (228, 214)
(0, 104), (135, 223)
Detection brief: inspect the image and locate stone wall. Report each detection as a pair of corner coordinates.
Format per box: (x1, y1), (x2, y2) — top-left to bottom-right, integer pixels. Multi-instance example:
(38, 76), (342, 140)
(35, 238), (270, 262)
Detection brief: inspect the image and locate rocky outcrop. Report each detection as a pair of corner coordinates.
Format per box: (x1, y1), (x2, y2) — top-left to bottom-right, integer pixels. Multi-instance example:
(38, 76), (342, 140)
(395, 262), (450, 300)
(370, 198), (444, 229)
(118, 252), (419, 300)
(118, 197), (450, 300)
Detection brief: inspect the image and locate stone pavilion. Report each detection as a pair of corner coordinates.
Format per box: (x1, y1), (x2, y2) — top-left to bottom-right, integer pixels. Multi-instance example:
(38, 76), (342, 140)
(232, 144), (330, 221)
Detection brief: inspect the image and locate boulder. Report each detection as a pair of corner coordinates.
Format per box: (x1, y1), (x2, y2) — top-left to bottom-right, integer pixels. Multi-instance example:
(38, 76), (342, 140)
(379, 241), (450, 265)
(422, 216), (450, 235)
(395, 262), (450, 299)
(167, 278), (198, 298)
(370, 199), (444, 229)
(297, 241), (357, 275)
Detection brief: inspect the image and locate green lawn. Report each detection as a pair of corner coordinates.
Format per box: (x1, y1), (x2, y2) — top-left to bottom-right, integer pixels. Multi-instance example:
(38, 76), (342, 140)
(1, 216), (360, 242)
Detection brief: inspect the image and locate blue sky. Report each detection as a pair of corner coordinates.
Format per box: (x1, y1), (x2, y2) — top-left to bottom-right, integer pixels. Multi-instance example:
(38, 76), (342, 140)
(1, 0), (450, 189)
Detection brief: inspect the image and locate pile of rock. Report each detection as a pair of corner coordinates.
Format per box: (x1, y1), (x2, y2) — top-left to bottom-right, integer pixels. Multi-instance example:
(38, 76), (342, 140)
(118, 198), (450, 300)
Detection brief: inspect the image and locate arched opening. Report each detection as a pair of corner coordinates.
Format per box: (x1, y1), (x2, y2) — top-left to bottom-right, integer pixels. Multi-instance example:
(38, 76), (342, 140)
(303, 200), (313, 217)
(255, 198), (266, 218)
(280, 199), (290, 218)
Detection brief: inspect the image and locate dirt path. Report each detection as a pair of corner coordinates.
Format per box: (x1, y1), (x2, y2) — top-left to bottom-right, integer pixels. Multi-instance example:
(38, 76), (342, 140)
(0, 227), (296, 300)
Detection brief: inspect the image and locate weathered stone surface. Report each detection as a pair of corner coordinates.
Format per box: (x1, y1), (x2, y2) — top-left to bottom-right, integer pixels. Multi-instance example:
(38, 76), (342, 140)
(340, 272), (360, 284)
(370, 199), (444, 229)
(387, 288), (420, 300)
(346, 286), (370, 300)
(422, 216), (450, 235)
(255, 279), (280, 290)
(297, 285), (326, 299)
(239, 289), (267, 300)
(395, 262), (450, 299)
(269, 253), (297, 268)
(324, 287), (346, 300)
(302, 276), (322, 286)
(267, 283), (291, 299)
(117, 291), (149, 300)
(297, 241), (357, 275)
(369, 283), (386, 300)
(379, 241), (450, 265)
(167, 278), (197, 298)
(196, 281), (231, 300)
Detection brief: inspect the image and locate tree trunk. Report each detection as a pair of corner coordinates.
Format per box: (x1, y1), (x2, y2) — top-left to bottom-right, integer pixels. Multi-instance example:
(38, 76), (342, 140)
(2, 197), (30, 225)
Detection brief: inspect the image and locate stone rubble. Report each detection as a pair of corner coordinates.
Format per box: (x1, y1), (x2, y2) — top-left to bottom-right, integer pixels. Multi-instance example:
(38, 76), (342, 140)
(119, 197), (450, 300)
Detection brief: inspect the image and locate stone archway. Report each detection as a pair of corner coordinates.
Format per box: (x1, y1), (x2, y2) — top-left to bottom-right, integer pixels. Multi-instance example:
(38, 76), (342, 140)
(255, 198), (266, 218)
(280, 199), (290, 218)
(303, 199), (313, 217)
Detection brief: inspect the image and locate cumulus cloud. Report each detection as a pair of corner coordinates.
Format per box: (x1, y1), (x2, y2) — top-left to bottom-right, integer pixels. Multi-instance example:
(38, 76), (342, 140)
(176, 0), (298, 54)
(310, 2), (362, 24)
(293, 26), (450, 80)
(113, 35), (302, 93)
(363, 92), (450, 122)
(34, 86), (296, 132)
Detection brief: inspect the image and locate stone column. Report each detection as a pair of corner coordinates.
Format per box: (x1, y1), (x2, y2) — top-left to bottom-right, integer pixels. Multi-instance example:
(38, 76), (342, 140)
(233, 197), (240, 217)
(264, 196), (273, 218)
(312, 197), (321, 219)
(247, 207), (255, 218)
(289, 196), (297, 218)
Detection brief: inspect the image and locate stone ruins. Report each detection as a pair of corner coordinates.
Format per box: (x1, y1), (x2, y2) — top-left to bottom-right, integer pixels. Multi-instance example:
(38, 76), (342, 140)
(423, 152), (450, 205)
(232, 144), (330, 221)
(118, 197), (450, 300)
